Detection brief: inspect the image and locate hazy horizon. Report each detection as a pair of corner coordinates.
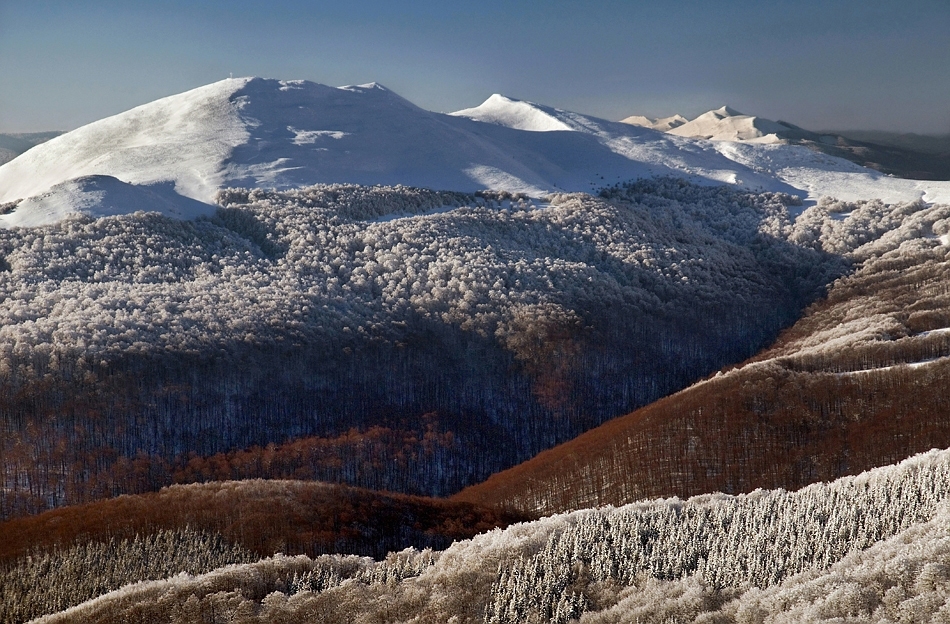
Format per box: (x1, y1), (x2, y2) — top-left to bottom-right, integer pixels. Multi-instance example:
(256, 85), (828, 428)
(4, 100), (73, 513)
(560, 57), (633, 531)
(1, 1), (948, 134)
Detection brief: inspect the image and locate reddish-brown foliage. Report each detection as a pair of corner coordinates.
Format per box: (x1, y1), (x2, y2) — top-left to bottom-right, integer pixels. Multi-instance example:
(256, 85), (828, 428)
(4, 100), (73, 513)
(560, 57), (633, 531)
(0, 479), (531, 564)
(0, 415), (459, 520)
(453, 363), (950, 515)
(454, 245), (950, 515)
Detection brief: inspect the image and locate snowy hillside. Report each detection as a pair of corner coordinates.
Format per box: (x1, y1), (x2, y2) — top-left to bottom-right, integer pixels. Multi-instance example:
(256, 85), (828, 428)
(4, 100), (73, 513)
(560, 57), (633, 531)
(0, 180), (841, 517)
(0, 175), (215, 228)
(22, 449), (950, 623)
(666, 105), (791, 142)
(0, 78), (781, 223)
(2, 77), (949, 228)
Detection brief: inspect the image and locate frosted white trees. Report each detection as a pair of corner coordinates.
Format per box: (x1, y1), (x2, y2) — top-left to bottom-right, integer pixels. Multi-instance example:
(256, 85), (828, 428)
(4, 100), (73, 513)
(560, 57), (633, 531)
(0, 180), (835, 376)
(4, 179), (948, 517)
(0, 529), (256, 624)
(484, 448), (950, 622)
(19, 449), (950, 623)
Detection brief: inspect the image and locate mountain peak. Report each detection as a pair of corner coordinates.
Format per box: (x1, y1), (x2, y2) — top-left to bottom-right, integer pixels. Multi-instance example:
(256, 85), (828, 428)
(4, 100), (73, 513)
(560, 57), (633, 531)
(450, 94), (574, 132)
(339, 81), (391, 92)
(714, 105), (744, 117)
(668, 106), (788, 142)
(619, 114), (688, 132)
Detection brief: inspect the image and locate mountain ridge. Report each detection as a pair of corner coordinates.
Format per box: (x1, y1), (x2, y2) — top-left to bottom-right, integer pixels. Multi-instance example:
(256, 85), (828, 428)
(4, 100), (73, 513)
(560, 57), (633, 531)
(4, 77), (950, 229)
(623, 106), (950, 181)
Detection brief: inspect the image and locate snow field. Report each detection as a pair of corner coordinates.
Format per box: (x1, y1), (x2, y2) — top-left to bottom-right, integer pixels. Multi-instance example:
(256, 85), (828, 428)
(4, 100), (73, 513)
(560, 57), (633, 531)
(3, 77), (950, 228)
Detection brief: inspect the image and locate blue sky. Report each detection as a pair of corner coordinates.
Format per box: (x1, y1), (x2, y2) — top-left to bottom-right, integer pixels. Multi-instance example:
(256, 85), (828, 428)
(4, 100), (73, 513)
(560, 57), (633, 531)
(1, 0), (949, 133)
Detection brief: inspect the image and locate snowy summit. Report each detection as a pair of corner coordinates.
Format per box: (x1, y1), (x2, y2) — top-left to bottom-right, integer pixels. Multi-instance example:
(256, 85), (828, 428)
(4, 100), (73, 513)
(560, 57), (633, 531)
(667, 106), (793, 143)
(1, 77), (949, 228)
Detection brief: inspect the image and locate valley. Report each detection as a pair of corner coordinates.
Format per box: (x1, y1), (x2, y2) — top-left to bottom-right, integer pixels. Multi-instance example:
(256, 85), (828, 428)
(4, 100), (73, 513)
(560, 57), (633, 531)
(2, 77), (950, 623)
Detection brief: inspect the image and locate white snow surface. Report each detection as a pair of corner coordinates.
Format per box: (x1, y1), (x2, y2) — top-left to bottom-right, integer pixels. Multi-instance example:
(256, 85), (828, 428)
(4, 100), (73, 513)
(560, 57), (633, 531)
(2, 77), (950, 228)
(667, 105), (790, 143)
(713, 141), (950, 205)
(620, 113), (688, 132)
(0, 175), (215, 228)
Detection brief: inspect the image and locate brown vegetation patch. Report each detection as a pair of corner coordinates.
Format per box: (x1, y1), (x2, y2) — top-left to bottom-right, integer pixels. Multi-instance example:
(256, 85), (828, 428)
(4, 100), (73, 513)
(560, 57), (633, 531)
(0, 479), (531, 563)
(454, 241), (950, 515)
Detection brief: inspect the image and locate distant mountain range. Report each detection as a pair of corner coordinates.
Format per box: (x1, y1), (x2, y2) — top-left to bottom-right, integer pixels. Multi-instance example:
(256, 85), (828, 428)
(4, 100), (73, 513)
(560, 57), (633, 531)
(0, 131), (62, 165)
(623, 106), (950, 181)
(831, 130), (950, 155)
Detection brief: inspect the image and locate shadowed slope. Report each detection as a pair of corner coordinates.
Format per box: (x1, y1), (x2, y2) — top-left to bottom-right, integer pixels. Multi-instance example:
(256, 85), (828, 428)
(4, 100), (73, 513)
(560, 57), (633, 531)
(454, 199), (950, 515)
(0, 479), (529, 565)
(0, 182), (839, 519)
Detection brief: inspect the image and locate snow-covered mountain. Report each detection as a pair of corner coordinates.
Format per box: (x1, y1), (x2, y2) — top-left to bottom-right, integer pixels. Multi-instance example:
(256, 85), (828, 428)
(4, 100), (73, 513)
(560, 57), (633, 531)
(0, 79), (778, 226)
(620, 113), (688, 132)
(623, 106), (808, 143)
(2, 77), (949, 229)
(666, 105), (792, 142)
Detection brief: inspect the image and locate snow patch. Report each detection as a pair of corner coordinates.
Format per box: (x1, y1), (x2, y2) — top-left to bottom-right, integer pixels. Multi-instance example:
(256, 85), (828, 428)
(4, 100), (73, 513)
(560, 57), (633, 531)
(0, 175), (215, 229)
(463, 165), (548, 196)
(288, 128), (349, 144)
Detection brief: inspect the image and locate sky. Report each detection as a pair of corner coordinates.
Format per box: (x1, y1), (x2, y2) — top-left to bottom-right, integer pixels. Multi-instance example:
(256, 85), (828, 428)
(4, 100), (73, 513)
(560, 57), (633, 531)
(1, 0), (949, 134)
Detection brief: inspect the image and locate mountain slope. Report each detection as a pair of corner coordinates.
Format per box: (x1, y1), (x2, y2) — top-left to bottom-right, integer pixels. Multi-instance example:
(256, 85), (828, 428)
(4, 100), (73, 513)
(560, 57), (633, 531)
(0, 175), (215, 228)
(4, 78), (950, 230)
(453, 191), (950, 515)
(0, 479), (526, 623)
(0, 181), (842, 518)
(0, 78), (784, 215)
(0, 479), (526, 565)
(24, 449), (950, 623)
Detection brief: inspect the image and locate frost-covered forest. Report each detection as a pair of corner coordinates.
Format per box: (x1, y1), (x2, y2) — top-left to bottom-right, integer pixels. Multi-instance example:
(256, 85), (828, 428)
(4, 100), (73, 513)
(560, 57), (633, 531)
(456, 192), (950, 515)
(20, 449), (950, 623)
(0, 529), (255, 624)
(0, 180), (841, 518)
(8, 179), (950, 622)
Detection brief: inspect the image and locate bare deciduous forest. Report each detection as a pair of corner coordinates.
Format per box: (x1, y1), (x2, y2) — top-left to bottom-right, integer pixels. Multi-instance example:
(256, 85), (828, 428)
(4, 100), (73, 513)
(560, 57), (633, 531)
(0, 181), (842, 519)
(456, 200), (950, 514)
(6, 179), (950, 622)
